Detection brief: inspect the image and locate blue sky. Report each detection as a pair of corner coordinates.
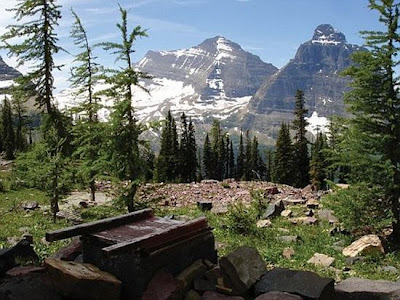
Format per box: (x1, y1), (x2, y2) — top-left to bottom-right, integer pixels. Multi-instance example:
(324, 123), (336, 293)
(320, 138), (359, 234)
(0, 0), (382, 91)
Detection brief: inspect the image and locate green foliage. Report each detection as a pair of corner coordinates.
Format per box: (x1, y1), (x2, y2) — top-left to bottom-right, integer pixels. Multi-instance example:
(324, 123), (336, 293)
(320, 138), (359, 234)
(1, 97), (15, 159)
(292, 90), (310, 188)
(274, 123), (294, 185)
(156, 111), (180, 182)
(325, 183), (392, 232)
(96, 6), (150, 212)
(226, 201), (257, 235)
(179, 113), (197, 183)
(309, 133), (328, 190)
(338, 0), (400, 239)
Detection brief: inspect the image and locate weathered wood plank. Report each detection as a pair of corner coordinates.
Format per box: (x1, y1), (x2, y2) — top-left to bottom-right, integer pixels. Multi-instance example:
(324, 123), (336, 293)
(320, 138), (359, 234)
(46, 208), (153, 242)
(102, 217), (208, 256)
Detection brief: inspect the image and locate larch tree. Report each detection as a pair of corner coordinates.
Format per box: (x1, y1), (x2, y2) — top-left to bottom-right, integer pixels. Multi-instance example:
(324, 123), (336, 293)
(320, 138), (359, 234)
(97, 6), (149, 212)
(340, 0), (400, 241)
(69, 10), (105, 202)
(0, 0), (69, 221)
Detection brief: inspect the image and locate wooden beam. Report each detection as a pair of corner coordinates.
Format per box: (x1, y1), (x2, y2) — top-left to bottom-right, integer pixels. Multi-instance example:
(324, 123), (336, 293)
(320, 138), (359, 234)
(46, 208), (153, 242)
(102, 217), (209, 256)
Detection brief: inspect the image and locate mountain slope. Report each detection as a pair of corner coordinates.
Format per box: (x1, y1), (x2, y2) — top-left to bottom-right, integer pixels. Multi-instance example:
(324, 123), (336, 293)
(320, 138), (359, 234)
(132, 36), (278, 122)
(242, 24), (363, 135)
(0, 56), (21, 92)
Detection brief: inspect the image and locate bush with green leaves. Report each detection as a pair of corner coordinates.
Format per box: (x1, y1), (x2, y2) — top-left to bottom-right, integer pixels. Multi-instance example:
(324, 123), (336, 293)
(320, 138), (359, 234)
(225, 201), (257, 235)
(324, 183), (392, 232)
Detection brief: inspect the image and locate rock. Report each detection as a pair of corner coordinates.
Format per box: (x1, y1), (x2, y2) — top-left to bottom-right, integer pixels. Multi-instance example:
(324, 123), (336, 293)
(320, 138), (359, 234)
(5, 266), (46, 277)
(262, 200), (285, 219)
(255, 291), (304, 300)
(21, 201), (39, 210)
(142, 269), (183, 300)
(283, 198), (307, 206)
(306, 199), (319, 210)
(44, 258), (121, 300)
(289, 217), (308, 225)
(211, 206), (229, 215)
(307, 253), (335, 268)
(345, 256), (366, 266)
(282, 247), (295, 259)
(265, 186), (279, 195)
(342, 235), (384, 257)
(335, 277), (400, 299)
(305, 216), (318, 225)
(197, 201), (213, 211)
(281, 210), (292, 218)
(201, 180), (220, 184)
(177, 259), (207, 292)
(254, 268), (335, 299)
(202, 291), (244, 299)
(382, 266), (398, 274)
(50, 238), (82, 261)
(194, 277), (216, 292)
(79, 201), (89, 208)
(305, 209), (314, 217)
(0, 273), (63, 300)
(318, 209), (338, 224)
(277, 236), (302, 244)
(256, 219), (272, 228)
(186, 289), (202, 300)
(0, 239), (39, 276)
(219, 246), (267, 295)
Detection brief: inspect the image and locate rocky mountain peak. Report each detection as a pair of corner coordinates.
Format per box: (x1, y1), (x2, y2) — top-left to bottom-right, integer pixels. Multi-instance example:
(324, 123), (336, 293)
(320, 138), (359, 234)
(311, 24), (346, 45)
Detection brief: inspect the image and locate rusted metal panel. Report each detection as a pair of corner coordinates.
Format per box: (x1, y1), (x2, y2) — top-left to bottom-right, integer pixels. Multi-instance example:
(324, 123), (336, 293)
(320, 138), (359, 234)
(46, 209), (153, 242)
(101, 217), (208, 256)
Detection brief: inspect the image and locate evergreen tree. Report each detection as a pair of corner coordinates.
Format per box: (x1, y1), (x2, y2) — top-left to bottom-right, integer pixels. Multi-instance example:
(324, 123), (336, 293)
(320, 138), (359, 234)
(2, 97), (15, 160)
(0, 0), (68, 143)
(97, 6), (149, 212)
(203, 134), (213, 179)
(251, 136), (265, 180)
(178, 113), (197, 182)
(228, 139), (235, 179)
(236, 131), (245, 179)
(210, 120), (225, 180)
(1, 0), (70, 221)
(340, 0), (400, 240)
(309, 132), (327, 190)
(69, 10), (105, 202)
(292, 89), (310, 188)
(265, 149), (274, 182)
(156, 111), (179, 182)
(274, 123), (294, 185)
(244, 131), (253, 180)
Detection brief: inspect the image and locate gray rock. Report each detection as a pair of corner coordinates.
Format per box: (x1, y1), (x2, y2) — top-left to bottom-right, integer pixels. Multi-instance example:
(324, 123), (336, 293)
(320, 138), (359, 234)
(318, 209), (338, 224)
(254, 267), (335, 299)
(219, 246), (267, 295)
(21, 201), (39, 210)
(335, 277), (400, 300)
(262, 200), (285, 219)
(382, 266), (398, 274)
(255, 291), (304, 300)
(307, 253), (335, 268)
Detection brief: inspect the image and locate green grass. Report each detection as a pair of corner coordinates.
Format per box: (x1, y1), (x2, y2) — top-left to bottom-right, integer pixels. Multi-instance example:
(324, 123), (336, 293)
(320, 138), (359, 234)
(1, 178), (400, 282)
(156, 204), (400, 281)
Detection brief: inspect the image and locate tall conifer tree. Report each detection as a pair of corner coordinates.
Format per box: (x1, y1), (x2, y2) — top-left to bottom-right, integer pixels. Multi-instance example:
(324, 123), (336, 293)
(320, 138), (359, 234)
(2, 97), (15, 160)
(292, 89), (310, 188)
(340, 0), (400, 240)
(97, 6), (149, 211)
(274, 123), (294, 185)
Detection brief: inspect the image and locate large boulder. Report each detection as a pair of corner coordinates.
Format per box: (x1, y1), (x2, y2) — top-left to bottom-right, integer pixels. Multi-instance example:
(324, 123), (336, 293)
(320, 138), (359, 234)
(219, 246), (267, 295)
(342, 235), (384, 257)
(254, 268), (335, 299)
(0, 238), (38, 276)
(142, 269), (183, 300)
(335, 277), (400, 300)
(255, 291), (304, 300)
(44, 258), (121, 300)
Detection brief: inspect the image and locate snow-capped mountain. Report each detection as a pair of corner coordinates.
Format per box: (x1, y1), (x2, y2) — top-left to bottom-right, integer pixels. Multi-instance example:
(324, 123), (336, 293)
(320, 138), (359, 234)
(242, 24), (363, 136)
(131, 36), (278, 122)
(56, 36), (277, 124)
(0, 56), (21, 97)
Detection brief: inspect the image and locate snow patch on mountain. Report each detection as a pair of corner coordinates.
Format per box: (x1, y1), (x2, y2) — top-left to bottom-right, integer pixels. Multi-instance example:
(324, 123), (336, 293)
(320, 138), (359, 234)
(305, 111), (329, 136)
(0, 80), (14, 89)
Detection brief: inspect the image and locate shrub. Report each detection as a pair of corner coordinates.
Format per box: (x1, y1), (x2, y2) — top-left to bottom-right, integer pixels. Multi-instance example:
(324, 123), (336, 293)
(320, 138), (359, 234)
(226, 201), (257, 235)
(324, 183), (392, 232)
